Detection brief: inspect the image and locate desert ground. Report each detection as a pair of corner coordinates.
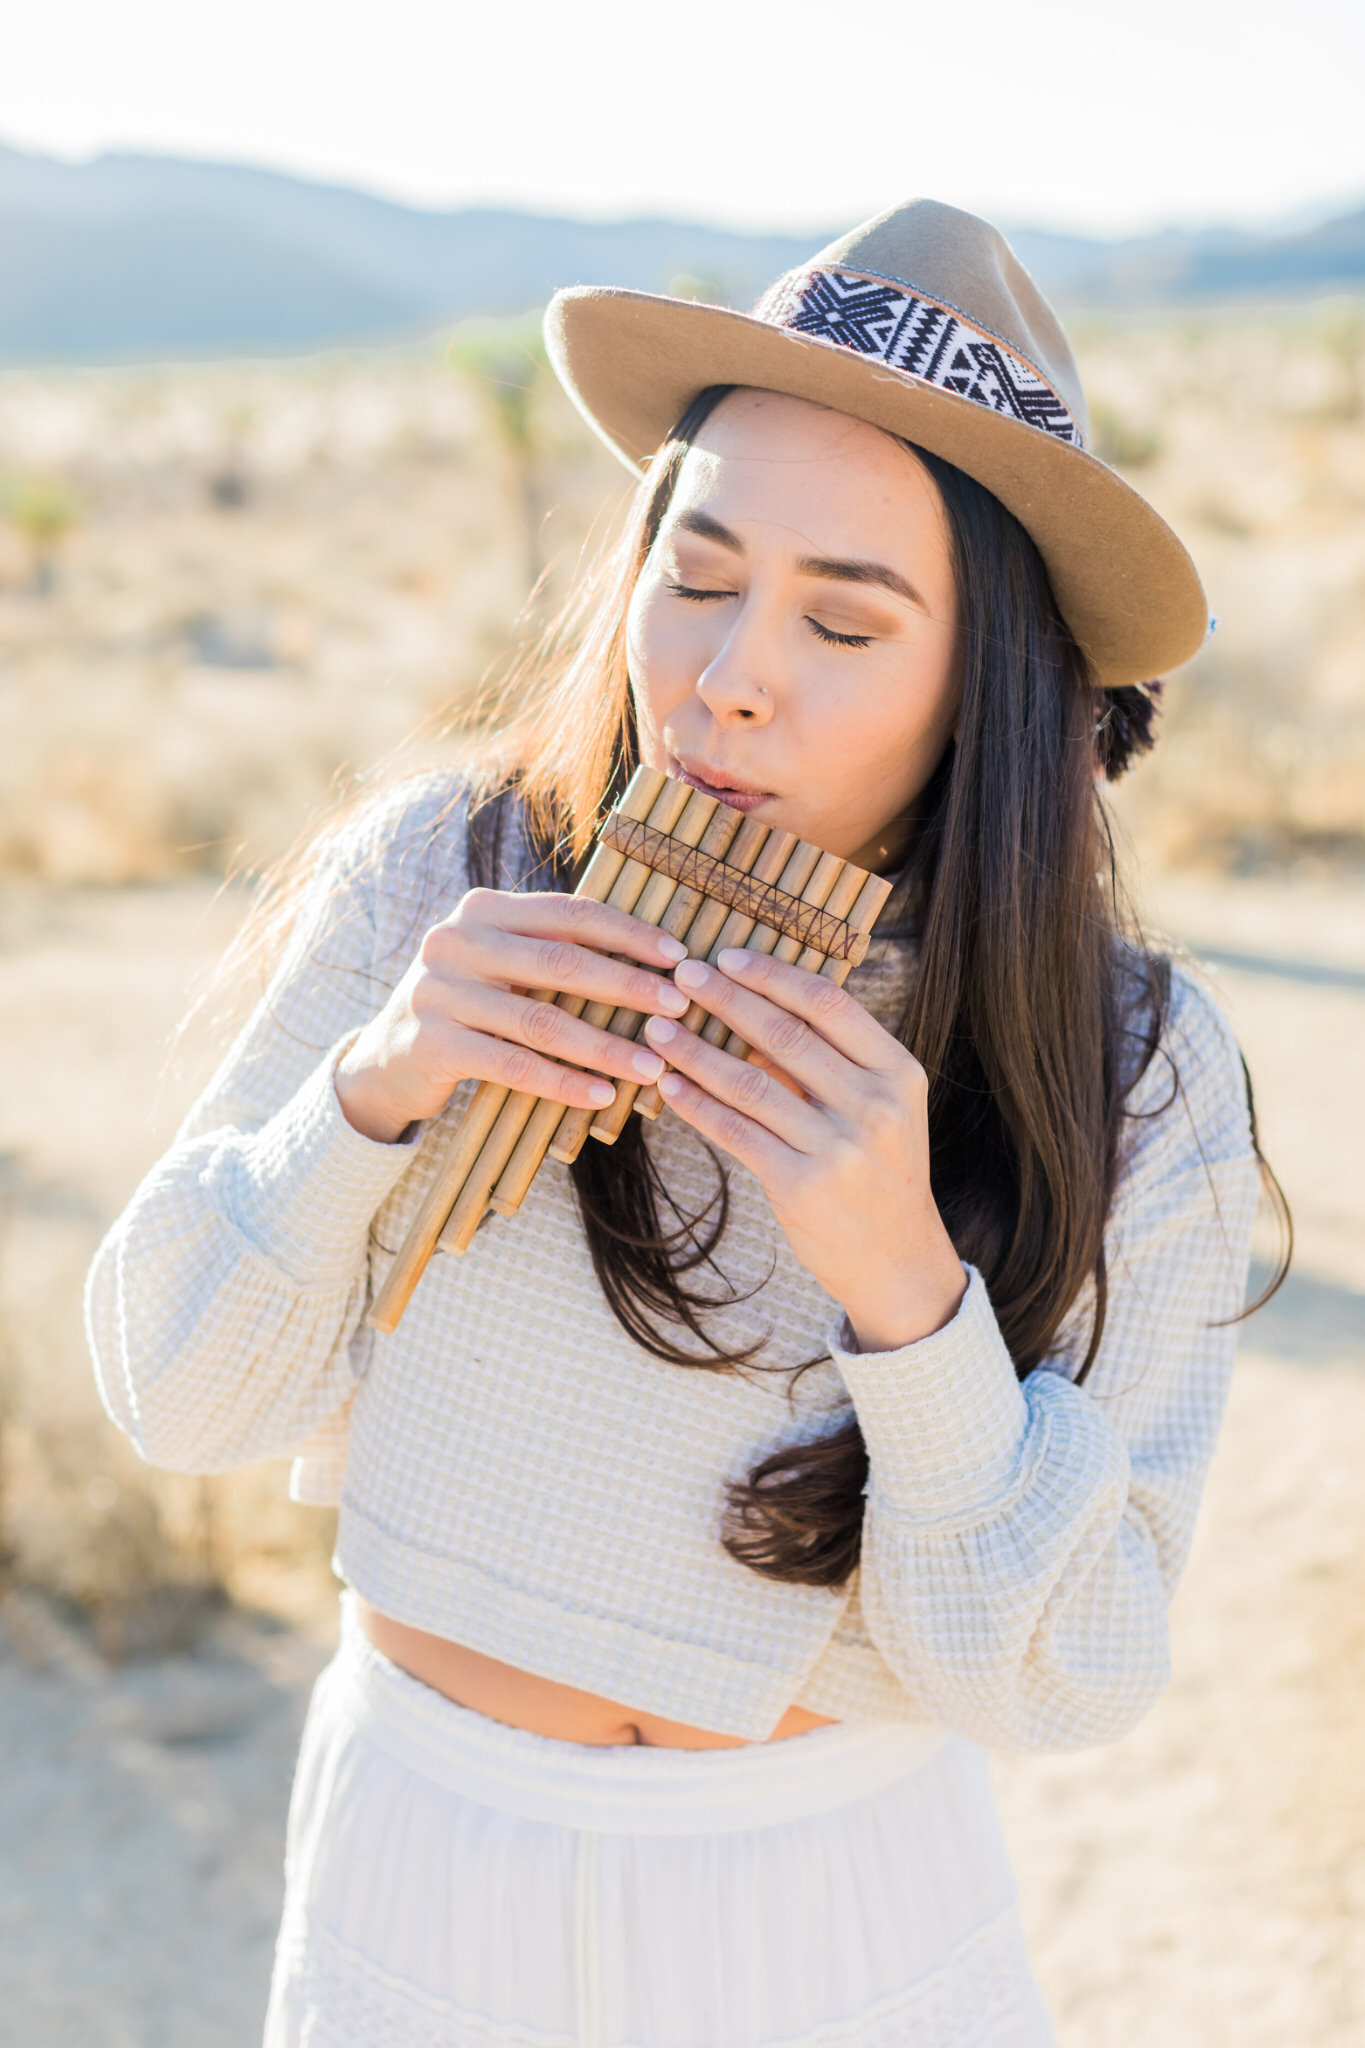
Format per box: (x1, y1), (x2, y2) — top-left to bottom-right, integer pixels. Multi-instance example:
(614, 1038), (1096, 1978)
(0, 319), (1362, 2043)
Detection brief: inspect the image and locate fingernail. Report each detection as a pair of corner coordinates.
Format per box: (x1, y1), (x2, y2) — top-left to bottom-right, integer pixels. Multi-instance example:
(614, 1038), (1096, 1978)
(633, 1048), (665, 1079)
(675, 959), (708, 989)
(589, 1081), (615, 1106)
(718, 949), (751, 973)
(656, 935), (688, 963)
(657, 984), (689, 1014)
(658, 1073), (683, 1099)
(644, 1016), (676, 1044)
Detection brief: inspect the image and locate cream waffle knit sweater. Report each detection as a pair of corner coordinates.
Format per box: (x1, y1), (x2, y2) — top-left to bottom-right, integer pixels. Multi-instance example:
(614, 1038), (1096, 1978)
(87, 776), (1260, 1746)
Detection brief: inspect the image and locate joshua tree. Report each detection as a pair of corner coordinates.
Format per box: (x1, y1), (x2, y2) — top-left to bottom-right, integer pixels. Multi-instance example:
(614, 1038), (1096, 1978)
(1318, 307), (1364, 422)
(208, 398), (255, 509)
(447, 317), (551, 600)
(5, 473), (80, 595)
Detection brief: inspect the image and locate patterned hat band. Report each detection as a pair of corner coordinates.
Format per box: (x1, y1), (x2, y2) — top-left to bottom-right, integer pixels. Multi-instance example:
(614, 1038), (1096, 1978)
(754, 266), (1085, 450)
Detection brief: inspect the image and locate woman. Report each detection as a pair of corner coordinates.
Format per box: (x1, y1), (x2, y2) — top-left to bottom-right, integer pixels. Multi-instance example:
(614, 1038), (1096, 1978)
(88, 199), (1277, 2047)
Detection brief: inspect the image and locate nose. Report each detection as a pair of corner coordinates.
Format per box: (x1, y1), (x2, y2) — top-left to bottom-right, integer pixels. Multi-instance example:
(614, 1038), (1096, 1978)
(694, 617), (777, 726)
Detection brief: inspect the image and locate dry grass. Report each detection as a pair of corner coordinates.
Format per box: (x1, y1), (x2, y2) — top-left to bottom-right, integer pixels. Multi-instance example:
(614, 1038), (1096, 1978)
(0, 309), (1362, 1627)
(1, 874), (1362, 2044)
(0, 880), (340, 1650)
(0, 343), (625, 884)
(0, 310), (1360, 2036)
(0, 306), (1362, 890)
(1085, 304), (1365, 868)
(0, 338), (630, 1639)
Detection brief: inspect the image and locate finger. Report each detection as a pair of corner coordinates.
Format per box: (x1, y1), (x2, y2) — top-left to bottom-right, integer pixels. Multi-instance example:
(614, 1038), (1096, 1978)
(652, 1066), (792, 1183)
(667, 956), (863, 1109)
(459, 889), (691, 968)
(643, 1016), (825, 1151)
(454, 927), (691, 1016)
(432, 983), (672, 1090)
(746, 1051), (809, 1102)
(443, 1024), (625, 1113)
(713, 949), (901, 1066)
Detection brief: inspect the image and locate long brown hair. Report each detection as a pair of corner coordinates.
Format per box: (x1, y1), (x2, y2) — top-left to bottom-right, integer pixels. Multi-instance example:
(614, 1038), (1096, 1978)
(224, 384), (1285, 1592)
(460, 386), (1288, 1590)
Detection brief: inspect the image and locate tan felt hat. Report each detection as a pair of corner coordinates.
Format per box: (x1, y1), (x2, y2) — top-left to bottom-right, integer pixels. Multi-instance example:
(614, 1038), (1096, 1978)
(544, 198), (1207, 689)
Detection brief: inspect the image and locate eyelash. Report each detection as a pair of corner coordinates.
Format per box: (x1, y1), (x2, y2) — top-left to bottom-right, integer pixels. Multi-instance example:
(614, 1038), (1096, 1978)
(806, 618), (872, 649)
(665, 583), (872, 649)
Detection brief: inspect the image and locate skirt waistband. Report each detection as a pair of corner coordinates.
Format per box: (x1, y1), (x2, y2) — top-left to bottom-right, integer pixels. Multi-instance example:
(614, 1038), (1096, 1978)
(329, 1606), (952, 1836)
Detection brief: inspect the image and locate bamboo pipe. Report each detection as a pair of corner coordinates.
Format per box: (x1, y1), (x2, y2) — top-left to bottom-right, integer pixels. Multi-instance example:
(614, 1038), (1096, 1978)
(502, 787), (725, 1191)
(554, 836), (824, 1165)
(364, 763), (668, 1333)
(569, 807), (768, 1151)
(481, 788), (733, 1218)
(583, 809), (771, 1148)
(633, 849), (888, 1119)
(607, 840), (839, 1140)
(791, 858), (877, 971)
(630, 824), (800, 1122)
(815, 871), (894, 986)
(696, 846), (845, 1049)
(431, 774), (697, 1258)
(719, 849), (871, 1059)
(544, 836), (810, 1169)
(707, 870), (891, 1081)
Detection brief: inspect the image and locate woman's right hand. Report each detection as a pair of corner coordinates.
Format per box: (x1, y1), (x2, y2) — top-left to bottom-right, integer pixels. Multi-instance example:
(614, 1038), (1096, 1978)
(334, 888), (692, 1143)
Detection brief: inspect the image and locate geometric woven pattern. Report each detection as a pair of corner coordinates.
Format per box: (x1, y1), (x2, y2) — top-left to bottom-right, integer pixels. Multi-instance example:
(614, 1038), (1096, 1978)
(756, 267), (1084, 447)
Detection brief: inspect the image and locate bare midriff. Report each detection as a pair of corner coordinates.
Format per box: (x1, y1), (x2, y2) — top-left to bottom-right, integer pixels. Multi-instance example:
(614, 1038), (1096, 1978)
(357, 1600), (837, 1748)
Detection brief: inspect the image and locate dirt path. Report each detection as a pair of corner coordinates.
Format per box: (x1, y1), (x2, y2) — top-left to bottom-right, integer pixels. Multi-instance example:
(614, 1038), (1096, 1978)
(0, 1596), (328, 2048)
(0, 873), (1360, 2045)
(995, 1343), (1365, 2047)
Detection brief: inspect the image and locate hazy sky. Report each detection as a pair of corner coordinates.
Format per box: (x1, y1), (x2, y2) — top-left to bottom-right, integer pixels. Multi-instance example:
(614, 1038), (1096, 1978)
(6, 0), (1363, 235)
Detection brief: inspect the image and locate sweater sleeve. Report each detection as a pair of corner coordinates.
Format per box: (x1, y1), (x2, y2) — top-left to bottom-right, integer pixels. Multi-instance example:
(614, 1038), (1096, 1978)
(829, 967), (1261, 1753)
(85, 776), (472, 1475)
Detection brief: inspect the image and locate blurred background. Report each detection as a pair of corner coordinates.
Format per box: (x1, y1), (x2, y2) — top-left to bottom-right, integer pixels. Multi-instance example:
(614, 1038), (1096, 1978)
(0, 3), (1362, 2042)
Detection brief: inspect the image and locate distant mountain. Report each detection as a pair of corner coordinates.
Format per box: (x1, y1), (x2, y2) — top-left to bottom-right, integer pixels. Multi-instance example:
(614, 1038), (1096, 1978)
(0, 143), (820, 361)
(1, 142), (1362, 363)
(1007, 211), (1365, 306)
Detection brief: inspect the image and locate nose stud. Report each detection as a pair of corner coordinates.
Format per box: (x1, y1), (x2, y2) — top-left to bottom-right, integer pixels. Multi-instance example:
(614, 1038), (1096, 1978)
(757, 686), (769, 696)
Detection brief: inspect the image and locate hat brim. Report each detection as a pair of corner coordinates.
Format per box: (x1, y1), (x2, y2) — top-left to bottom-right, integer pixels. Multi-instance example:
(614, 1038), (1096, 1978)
(544, 286), (1207, 690)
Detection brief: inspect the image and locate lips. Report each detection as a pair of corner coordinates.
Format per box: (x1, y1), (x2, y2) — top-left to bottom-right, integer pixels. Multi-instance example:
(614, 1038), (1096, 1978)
(670, 755), (776, 814)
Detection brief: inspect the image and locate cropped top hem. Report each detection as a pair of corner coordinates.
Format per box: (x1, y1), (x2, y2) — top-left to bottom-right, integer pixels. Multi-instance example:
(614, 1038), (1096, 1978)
(333, 1497), (852, 1742)
(792, 1634), (944, 1724)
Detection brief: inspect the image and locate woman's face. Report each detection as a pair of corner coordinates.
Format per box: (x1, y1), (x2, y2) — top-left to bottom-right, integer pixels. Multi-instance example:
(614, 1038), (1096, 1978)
(626, 389), (961, 868)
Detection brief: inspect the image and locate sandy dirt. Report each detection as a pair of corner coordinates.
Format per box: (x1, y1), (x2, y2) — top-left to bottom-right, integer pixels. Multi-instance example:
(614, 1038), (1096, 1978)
(0, 869), (1361, 2046)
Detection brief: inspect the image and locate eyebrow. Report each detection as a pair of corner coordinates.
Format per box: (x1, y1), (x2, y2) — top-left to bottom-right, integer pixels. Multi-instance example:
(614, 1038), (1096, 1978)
(673, 508), (927, 611)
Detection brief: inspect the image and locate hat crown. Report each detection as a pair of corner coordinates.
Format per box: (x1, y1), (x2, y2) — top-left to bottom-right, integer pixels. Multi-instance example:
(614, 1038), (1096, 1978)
(802, 199), (1089, 444)
(542, 194), (1208, 684)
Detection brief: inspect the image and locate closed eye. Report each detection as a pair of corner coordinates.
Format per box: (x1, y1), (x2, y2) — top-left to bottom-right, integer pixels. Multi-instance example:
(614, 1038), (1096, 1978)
(667, 581), (734, 603)
(668, 581), (873, 648)
(806, 618), (872, 649)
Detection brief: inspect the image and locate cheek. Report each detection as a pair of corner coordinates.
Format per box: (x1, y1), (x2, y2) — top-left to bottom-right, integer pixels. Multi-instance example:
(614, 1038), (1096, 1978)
(798, 648), (959, 813)
(627, 582), (703, 723)
(817, 650), (956, 758)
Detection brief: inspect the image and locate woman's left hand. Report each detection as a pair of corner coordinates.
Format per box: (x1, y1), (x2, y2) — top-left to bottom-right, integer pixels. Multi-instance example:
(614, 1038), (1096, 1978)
(643, 949), (968, 1353)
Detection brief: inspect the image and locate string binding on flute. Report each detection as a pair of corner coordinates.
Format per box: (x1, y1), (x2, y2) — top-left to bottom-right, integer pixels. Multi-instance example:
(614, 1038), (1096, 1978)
(597, 813), (873, 967)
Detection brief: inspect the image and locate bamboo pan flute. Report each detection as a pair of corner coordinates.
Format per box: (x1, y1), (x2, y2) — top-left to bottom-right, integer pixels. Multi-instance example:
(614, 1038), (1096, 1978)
(367, 766), (893, 1334)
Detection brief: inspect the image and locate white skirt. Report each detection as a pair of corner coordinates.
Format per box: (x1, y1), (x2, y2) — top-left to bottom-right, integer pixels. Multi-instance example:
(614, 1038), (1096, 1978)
(265, 1608), (1054, 2048)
